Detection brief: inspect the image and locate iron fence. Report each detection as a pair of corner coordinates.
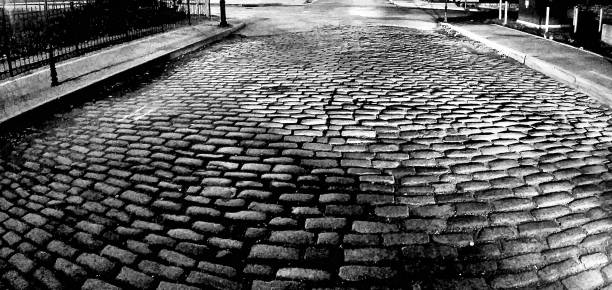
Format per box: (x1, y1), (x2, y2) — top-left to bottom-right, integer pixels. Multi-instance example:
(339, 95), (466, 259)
(0, 0), (209, 82)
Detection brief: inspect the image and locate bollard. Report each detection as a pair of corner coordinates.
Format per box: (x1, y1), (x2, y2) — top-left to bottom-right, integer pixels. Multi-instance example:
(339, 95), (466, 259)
(187, 0), (191, 25)
(545, 6), (550, 34)
(206, 0), (212, 19)
(498, 0), (502, 20)
(444, 0), (447, 22)
(573, 6), (578, 33)
(544, 6), (550, 35)
(219, 0), (228, 27)
(599, 8), (603, 33)
(503, 1), (508, 25)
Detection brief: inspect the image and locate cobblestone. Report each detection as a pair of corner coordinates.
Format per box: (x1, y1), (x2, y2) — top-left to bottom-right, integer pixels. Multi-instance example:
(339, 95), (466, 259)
(0, 8), (610, 289)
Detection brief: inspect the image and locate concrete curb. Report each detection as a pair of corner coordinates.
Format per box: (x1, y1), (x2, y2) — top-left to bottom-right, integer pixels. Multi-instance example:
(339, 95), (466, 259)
(389, 0), (479, 12)
(441, 22), (612, 108)
(0, 23), (245, 124)
(213, 3), (301, 6)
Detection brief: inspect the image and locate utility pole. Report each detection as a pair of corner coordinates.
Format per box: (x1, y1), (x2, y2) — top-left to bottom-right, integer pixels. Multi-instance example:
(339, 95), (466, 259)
(219, 0), (228, 27)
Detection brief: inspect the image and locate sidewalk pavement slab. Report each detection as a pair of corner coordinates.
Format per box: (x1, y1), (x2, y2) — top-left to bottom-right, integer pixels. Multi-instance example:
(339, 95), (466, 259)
(0, 21), (245, 124)
(390, 0), (479, 11)
(443, 23), (612, 108)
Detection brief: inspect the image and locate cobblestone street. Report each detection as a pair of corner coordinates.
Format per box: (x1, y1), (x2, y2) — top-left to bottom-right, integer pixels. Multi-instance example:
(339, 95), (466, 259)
(1, 3), (612, 289)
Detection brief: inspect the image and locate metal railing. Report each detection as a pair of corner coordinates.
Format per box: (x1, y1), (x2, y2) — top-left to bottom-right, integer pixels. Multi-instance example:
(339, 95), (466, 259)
(1, 0), (210, 82)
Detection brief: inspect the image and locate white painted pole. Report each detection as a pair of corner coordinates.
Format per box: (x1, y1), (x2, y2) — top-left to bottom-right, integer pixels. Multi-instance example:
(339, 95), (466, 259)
(499, 0), (502, 19)
(545, 6), (550, 34)
(574, 6), (578, 33)
(600, 8), (604, 33)
(504, 1), (508, 25)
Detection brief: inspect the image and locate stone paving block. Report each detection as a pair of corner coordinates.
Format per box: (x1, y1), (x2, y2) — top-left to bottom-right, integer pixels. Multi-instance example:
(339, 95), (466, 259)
(186, 271), (241, 290)
(562, 270), (605, 290)
(116, 266), (155, 289)
(138, 260), (184, 280)
(34, 267), (63, 290)
(157, 281), (200, 290)
(76, 253), (116, 274)
(276, 268), (331, 281)
(54, 258), (87, 282)
(0, 17), (611, 290)
(491, 271), (539, 289)
(251, 280), (305, 290)
(82, 279), (121, 290)
(248, 244), (299, 260)
(344, 248), (400, 263)
(338, 265), (398, 281)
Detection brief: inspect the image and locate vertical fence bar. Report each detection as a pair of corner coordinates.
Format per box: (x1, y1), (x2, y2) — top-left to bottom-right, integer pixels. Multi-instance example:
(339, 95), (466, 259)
(71, 1), (79, 54)
(498, 0), (502, 20)
(2, 0), (14, 77)
(0, 0), (196, 81)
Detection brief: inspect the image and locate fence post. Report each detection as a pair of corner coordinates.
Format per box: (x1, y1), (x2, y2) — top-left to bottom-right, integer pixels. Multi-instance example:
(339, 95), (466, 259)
(70, 1), (79, 53)
(187, 0), (191, 25)
(1, 2), (14, 77)
(498, 0), (502, 20)
(44, 0), (58, 86)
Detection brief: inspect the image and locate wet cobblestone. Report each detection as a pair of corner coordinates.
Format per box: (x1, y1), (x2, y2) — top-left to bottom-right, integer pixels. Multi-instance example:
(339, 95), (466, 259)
(0, 24), (611, 289)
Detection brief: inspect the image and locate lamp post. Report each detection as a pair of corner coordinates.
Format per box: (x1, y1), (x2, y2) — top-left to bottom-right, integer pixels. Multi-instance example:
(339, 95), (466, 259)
(444, 0), (447, 22)
(219, 0), (228, 27)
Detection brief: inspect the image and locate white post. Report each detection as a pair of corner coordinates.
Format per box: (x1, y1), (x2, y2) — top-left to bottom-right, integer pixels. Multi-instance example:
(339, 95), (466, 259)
(545, 6), (550, 34)
(499, 0), (502, 19)
(504, 1), (508, 25)
(600, 8), (604, 33)
(574, 6), (578, 33)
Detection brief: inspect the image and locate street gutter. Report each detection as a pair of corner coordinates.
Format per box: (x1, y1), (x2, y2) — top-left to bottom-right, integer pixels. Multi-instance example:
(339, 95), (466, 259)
(0, 23), (246, 124)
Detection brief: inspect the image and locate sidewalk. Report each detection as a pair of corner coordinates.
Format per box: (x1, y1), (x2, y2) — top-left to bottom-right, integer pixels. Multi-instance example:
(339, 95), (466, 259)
(390, 0), (479, 11)
(210, 0), (306, 6)
(443, 23), (612, 107)
(0, 21), (245, 123)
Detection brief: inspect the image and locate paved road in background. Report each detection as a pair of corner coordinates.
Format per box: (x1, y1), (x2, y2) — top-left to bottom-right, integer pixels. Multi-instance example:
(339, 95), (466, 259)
(1, 0), (612, 289)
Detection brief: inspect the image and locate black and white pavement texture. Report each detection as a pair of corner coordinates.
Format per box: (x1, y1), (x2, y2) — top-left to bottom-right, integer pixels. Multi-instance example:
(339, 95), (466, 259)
(1, 1), (612, 289)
